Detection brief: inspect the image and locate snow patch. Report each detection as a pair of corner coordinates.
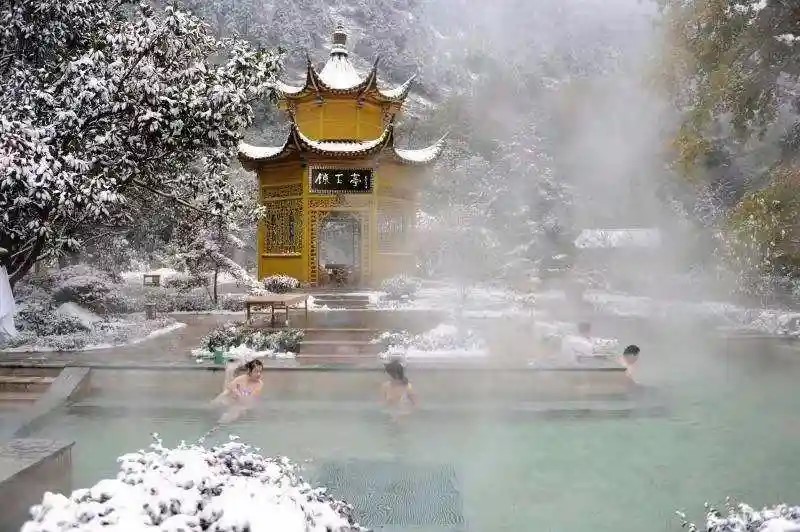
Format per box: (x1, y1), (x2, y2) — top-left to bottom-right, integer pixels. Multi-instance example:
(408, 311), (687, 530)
(54, 302), (102, 329)
(319, 55), (363, 89)
(238, 141), (285, 160)
(574, 228), (661, 249)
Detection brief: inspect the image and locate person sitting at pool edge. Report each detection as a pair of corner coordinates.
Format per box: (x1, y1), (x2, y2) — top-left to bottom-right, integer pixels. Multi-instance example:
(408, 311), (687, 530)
(560, 321), (595, 363)
(212, 359), (264, 423)
(382, 359), (417, 414)
(620, 344), (640, 379)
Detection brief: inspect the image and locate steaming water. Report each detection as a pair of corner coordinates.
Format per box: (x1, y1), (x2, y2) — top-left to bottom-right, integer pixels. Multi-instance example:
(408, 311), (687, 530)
(27, 332), (800, 531)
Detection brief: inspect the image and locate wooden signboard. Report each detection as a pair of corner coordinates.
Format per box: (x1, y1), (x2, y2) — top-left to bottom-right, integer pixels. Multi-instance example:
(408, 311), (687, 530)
(310, 168), (372, 193)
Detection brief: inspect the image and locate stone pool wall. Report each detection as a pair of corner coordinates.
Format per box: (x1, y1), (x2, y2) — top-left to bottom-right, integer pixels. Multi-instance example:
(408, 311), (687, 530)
(0, 438), (73, 531)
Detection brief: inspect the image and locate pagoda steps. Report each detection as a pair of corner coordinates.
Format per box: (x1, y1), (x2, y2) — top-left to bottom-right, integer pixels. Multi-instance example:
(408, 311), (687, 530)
(294, 352), (379, 365)
(311, 294), (371, 310)
(298, 340), (381, 356)
(302, 328), (378, 342)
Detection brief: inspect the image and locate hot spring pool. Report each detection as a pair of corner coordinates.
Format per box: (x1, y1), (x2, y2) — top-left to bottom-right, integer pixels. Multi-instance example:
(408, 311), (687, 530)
(25, 335), (800, 532)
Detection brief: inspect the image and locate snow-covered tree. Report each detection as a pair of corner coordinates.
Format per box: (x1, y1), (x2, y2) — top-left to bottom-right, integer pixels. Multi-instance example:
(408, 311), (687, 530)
(0, 0), (281, 286)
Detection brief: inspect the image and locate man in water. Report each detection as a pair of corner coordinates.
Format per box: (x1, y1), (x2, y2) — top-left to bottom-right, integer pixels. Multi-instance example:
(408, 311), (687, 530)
(560, 322), (595, 363)
(620, 344), (640, 380)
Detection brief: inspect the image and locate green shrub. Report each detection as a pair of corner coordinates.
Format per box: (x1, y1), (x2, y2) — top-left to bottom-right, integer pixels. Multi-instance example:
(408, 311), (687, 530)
(262, 275), (299, 294)
(380, 275), (420, 301)
(163, 273), (207, 292)
(51, 265), (129, 315)
(42, 333), (89, 351)
(16, 301), (88, 336)
(199, 322), (303, 353)
(219, 294), (246, 311)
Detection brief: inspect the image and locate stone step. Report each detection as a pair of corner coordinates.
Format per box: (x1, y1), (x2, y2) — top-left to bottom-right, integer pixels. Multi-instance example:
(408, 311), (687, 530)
(299, 340), (381, 356)
(0, 376), (55, 393)
(0, 367), (61, 377)
(302, 328), (378, 342)
(311, 294), (371, 302)
(311, 300), (370, 310)
(0, 391), (40, 404)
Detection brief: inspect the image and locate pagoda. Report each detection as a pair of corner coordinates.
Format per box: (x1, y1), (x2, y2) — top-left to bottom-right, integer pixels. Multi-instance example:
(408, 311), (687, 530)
(239, 25), (444, 286)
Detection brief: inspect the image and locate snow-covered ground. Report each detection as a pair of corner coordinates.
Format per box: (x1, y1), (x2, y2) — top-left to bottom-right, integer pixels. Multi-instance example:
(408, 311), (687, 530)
(1, 316), (184, 353)
(310, 282), (536, 317)
(22, 436), (362, 532)
(583, 289), (800, 335)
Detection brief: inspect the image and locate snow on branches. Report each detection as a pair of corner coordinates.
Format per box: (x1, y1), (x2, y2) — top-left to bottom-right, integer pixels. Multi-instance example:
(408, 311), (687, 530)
(0, 0), (281, 284)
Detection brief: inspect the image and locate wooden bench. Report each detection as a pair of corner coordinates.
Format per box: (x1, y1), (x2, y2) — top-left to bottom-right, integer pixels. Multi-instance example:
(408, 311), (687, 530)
(142, 274), (161, 287)
(245, 294), (309, 326)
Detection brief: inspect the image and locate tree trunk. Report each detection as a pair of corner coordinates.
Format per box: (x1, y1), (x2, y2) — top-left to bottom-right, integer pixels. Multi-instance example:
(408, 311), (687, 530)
(8, 237), (46, 288)
(213, 267), (219, 305)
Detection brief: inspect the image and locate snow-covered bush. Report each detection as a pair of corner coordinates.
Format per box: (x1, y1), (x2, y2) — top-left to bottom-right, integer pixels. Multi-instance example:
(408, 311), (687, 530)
(16, 301), (88, 336)
(4, 315), (177, 352)
(198, 322), (303, 357)
(0, 330), (35, 348)
(162, 272), (208, 292)
(373, 324), (485, 353)
(679, 501), (800, 532)
(41, 333), (88, 351)
(51, 265), (129, 315)
(262, 275), (300, 294)
(371, 330), (413, 351)
(380, 275), (420, 301)
(151, 291), (214, 313)
(413, 323), (485, 351)
(1, 0), (281, 286)
(21, 436), (363, 532)
(219, 294), (246, 311)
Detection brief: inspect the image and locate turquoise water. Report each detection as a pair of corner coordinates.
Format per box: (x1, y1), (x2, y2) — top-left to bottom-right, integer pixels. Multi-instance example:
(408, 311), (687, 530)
(28, 336), (800, 531)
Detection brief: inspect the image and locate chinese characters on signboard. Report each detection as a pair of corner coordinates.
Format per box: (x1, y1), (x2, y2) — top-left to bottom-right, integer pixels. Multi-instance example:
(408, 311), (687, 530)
(310, 168), (372, 193)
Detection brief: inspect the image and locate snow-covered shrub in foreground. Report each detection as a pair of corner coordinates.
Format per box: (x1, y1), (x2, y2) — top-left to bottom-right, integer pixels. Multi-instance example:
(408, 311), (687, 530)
(22, 436), (363, 532)
(679, 501), (800, 532)
(262, 275), (300, 294)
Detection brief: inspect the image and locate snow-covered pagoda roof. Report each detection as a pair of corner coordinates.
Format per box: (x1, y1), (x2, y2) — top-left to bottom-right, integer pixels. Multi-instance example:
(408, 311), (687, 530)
(239, 122), (445, 166)
(574, 228), (662, 249)
(276, 25), (415, 103)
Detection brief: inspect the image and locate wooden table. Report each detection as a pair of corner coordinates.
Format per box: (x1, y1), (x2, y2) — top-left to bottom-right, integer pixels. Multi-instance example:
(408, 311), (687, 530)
(245, 294), (309, 326)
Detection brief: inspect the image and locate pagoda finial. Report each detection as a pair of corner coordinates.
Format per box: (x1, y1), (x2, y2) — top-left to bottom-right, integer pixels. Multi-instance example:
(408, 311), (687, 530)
(330, 24), (348, 56)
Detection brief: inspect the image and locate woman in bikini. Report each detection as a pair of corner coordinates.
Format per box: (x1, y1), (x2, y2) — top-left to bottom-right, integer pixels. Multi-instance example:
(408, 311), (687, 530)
(211, 359), (264, 423)
(381, 360), (417, 417)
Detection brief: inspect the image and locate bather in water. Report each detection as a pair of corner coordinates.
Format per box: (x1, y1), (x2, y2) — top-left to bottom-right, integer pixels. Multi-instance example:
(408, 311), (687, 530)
(382, 359), (417, 417)
(620, 344), (640, 381)
(211, 359), (264, 424)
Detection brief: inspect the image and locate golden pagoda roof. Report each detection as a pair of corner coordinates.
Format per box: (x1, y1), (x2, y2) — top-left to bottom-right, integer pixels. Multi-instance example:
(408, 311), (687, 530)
(276, 25), (415, 103)
(238, 122), (445, 166)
